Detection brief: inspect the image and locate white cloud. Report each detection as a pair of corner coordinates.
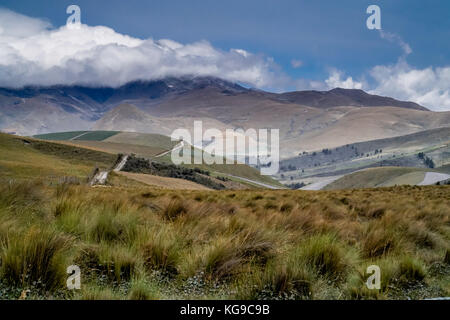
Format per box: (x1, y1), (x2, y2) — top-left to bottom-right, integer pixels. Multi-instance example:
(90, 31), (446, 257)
(1, 9), (449, 111)
(369, 60), (450, 111)
(0, 9), (285, 89)
(321, 61), (450, 111)
(325, 69), (363, 90)
(379, 30), (412, 56)
(291, 59), (303, 68)
(0, 9), (51, 37)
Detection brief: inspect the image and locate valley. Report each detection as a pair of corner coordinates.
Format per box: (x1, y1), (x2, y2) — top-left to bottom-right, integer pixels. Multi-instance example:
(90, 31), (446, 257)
(0, 78), (449, 301)
(30, 130), (283, 189)
(2, 76), (449, 190)
(2, 77), (450, 159)
(278, 127), (450, 189)
(1, 1), (449, 305)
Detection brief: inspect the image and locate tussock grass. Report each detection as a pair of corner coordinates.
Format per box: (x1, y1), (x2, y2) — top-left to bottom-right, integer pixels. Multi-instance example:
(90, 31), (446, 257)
(0, 180), (45, 213)
(142, 228), (181, 275)
(203, 232), (273, 279)
(398, 256), (426, 282)
(0, 227), (71, 291)
(0, 179), (448, 299)
(362, 220), (400, 258)
(74, 243), (139, 284)
(78, 285), (123, 300)
(99, 245), (138, 283)
(296, 234), (353, 279)
(238, 254), (314, 300)
(279, 202), (294, 213)
(202, 237), (244, 279)
(127, 277), (161, 300)
(88, 209), (138, 244)
(162, 199), (188, 221)
(262, 264), (313, 299)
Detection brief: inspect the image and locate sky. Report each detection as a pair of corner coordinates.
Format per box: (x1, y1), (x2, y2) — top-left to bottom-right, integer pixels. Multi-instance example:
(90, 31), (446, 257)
(0, 0), (449, 111)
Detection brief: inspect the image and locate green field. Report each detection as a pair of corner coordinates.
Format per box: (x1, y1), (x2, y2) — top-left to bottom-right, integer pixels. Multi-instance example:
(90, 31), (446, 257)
(0, 133), (116, 183)
(34, 130), (120, 141)
(105, 132), (177, 150)
(73, 131), (120, 141)
(58, 140), (168, 159)
(34, 131), (89, 141)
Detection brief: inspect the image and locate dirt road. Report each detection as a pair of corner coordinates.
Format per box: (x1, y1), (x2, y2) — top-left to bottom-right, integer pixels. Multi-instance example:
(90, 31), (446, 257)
(89, 154), (129, 186)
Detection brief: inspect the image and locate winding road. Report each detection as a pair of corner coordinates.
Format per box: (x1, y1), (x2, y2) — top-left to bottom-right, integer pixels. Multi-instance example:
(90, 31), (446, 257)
(89, 154), (129, 186)
(113, 154), (129, 172)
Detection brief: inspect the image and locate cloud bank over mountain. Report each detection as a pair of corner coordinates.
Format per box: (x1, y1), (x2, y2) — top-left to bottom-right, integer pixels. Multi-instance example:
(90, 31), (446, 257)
(369, 60), (450, 112)
(0, 8), (448, 111)
(0, 9), (283, 89)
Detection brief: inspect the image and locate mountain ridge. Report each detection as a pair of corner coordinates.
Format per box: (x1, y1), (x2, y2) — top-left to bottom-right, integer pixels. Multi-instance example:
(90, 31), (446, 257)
(0, 76), (428, 113)
(1, 76), (448, 159)
(275, 87), (427, 110)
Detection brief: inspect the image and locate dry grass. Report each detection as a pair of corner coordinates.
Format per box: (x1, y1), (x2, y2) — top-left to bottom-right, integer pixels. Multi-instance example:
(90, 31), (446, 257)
(0, 227), (71, 291)
(59, 140), (166, 159)
(117, 171), (210, 190)
(0, 179), (449, 300)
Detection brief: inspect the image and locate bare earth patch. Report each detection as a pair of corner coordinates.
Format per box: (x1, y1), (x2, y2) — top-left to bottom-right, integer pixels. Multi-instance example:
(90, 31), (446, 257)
(117, 171), (210, 190)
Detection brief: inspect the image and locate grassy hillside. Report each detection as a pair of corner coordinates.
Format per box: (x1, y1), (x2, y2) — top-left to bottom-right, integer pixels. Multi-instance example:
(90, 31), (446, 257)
(382, 171), (425, 187)
(34, 131), (283, 188)
(0, 132), (449, 300)
(37, 131), (177, 162)
(0, 180), (448, 300)
(0, 133), (116, 183)
(278, 127), (450, 185)
(57, 140), (167, 159)
(34, 131), (89, 141)
(34, 130), (120, 141)
(1, 132), (276, 190)
(157, 144), (285, 188)
(437, 164), (450, 174)
(323, 167), (447, 190)
(73, 131), (120, 141)
(104, 132), (178, 150)
(116, 171), (210, 190)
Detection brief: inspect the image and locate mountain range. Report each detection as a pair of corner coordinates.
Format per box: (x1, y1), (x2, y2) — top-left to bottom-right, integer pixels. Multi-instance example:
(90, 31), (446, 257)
(1, 76), (449, 158)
